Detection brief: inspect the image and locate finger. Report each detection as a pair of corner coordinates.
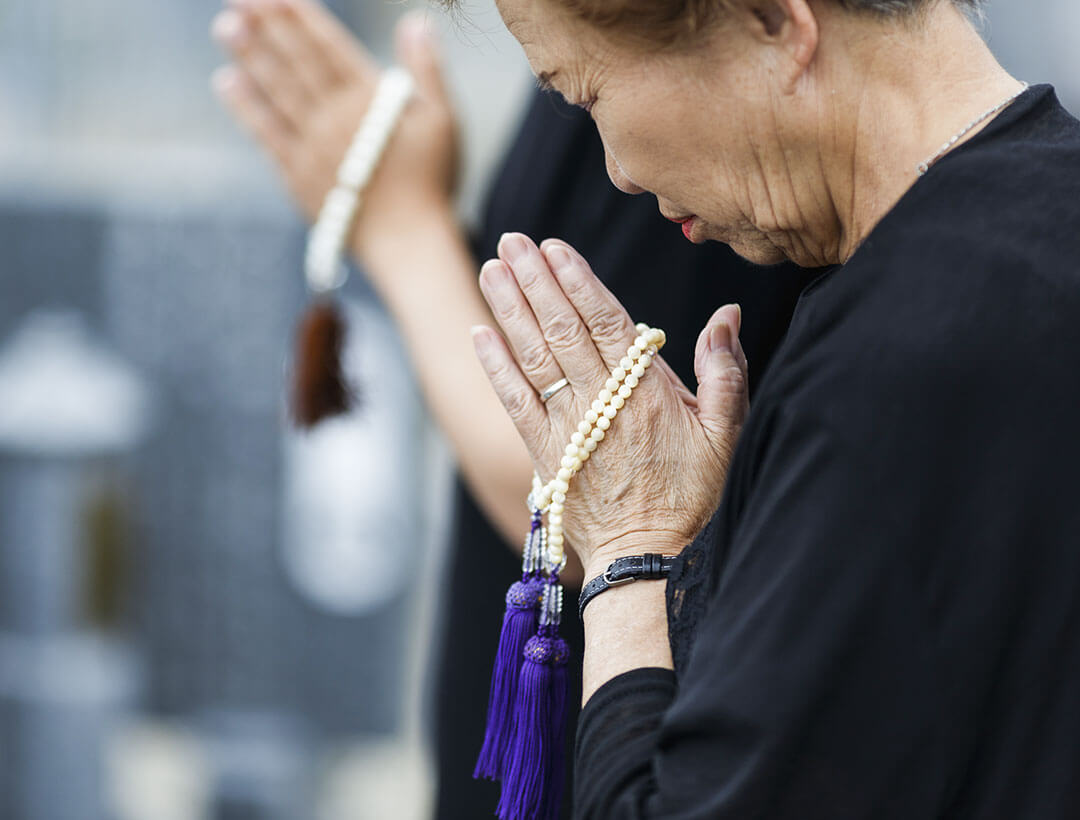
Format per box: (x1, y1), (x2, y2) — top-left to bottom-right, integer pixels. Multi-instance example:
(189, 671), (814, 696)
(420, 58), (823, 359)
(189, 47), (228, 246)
(211, 7), (254, 52)
(394, 12), (449, 103)
(538, 239), (643, 371)
(212, 65), (297, 166)
(471, 325), (553, 456)
(694, 305), (750, 461)
(253, 4), (343, 100)
(281, 0), (376, 84)
(478, 259), (570, 402)
(220, 10), (313, 132)
(694, 303), (747, 384)
(498, 234), (609, 392)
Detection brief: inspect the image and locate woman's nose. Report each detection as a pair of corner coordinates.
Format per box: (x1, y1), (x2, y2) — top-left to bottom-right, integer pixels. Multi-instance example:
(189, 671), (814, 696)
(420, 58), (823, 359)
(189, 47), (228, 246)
(604, 147), (645, 195)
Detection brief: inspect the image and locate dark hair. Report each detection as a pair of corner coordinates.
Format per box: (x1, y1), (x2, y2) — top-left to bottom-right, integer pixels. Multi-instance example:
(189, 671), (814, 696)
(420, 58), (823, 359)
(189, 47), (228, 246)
(494, 0), (984, 49)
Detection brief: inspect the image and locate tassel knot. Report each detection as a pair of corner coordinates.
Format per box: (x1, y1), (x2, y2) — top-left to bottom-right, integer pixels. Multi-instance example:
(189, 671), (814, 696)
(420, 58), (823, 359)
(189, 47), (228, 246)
(522, 634), (569, 667)
(507, 579), (544, 611)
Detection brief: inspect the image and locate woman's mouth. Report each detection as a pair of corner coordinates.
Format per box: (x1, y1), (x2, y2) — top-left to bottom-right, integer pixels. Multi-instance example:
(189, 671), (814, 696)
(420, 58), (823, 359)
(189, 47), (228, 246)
(680, 217), (696, 241)
(663, 212), (700, 242)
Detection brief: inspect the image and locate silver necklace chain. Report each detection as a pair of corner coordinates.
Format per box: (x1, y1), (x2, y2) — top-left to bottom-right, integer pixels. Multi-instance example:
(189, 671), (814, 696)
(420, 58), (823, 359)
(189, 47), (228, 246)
(917, 82), (1029, 176)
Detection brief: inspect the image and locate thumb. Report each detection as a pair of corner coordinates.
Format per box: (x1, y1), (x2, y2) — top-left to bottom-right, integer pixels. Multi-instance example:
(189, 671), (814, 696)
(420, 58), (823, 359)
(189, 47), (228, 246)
(394, 12), (448, 102)
(694, 304), (750, 462)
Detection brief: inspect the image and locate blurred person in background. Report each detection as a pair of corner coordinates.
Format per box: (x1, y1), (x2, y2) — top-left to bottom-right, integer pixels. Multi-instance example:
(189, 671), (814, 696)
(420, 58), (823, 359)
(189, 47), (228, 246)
(209, 0), (816, 816)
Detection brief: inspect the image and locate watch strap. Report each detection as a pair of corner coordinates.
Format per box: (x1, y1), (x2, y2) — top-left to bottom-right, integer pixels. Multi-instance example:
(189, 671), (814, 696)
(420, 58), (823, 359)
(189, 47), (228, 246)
(578, 553), (676, 620)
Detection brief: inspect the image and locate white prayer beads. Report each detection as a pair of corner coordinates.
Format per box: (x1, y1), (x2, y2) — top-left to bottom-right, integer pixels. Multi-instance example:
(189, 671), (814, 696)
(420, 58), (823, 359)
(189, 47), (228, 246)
(304, 68), (415, 293)
(531, 323), (666, 570)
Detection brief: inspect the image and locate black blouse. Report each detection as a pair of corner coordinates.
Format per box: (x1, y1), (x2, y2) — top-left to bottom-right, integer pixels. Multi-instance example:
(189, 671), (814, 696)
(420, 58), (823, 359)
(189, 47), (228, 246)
(576, 86), (1080, 819)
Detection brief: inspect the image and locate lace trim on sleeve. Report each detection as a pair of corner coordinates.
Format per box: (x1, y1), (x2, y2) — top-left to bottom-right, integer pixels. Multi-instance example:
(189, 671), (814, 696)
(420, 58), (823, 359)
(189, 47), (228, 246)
(666, 506), (724, 676)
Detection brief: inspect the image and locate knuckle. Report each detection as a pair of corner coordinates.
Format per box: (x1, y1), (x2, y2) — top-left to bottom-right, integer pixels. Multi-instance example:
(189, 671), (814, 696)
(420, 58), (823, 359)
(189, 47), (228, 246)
(590, 311), (631, 345)
(557, 258), (591, 291)
(485, 356), (514, 387)
(544, 311), (588, 352)
(486, 361), (531, 419)
(517, 339), (554, 377)
(496, 296), (530, 329)
(714, 361), (748, 397)
(501, 384), (535, 421)
(511, 257), (544, 288)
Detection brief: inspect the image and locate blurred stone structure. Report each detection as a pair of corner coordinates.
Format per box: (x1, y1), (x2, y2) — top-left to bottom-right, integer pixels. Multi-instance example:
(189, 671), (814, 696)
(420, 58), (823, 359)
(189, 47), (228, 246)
(0, 0), (529, 815)
(0, 311), (149, 820)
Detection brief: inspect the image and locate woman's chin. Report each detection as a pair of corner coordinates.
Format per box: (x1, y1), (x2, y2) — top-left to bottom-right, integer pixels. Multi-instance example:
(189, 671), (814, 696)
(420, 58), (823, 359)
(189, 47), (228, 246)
(724, 237), (791, 267)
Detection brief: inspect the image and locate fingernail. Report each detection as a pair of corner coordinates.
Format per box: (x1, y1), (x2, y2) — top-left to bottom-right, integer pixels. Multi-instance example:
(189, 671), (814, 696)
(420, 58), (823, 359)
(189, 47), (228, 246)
(212, 10), (246, 46)
(709, 322), (733, 353)
(499, 233), (529, 264)
(400, 11), (431, 45)
(545, 245), (573, 274)
(479, 258), (509, 289)
(733, 303), (742, 335)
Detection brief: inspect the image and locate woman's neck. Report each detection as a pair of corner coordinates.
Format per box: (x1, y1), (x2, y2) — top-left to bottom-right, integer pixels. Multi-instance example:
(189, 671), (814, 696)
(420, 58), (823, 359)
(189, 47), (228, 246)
(783, 2), (1024, 266)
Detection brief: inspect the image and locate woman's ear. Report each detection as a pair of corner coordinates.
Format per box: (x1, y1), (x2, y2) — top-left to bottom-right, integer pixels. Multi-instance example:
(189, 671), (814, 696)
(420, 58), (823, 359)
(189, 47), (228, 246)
(744, 0), (819, 78)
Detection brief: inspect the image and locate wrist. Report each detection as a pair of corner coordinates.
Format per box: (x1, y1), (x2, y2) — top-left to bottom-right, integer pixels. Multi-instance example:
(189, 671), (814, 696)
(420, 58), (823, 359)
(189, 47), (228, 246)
(578, 553), (676, 620)
(353, 194), (458, 280)
(581, 576), (672, 703)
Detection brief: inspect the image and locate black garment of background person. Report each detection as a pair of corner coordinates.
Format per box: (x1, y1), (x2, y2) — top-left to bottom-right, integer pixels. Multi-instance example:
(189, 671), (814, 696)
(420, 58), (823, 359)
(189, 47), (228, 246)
(576, 85), (1080, 819)
(430, 89), (819, 819)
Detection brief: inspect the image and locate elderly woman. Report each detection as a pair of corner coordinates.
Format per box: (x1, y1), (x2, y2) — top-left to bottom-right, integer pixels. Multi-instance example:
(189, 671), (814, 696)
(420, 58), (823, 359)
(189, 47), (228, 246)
(467, 0), (1080, 816)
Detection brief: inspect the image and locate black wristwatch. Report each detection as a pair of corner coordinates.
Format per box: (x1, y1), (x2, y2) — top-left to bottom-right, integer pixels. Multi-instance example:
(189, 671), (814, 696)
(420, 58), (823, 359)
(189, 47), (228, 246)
(578, 553), (676, 619)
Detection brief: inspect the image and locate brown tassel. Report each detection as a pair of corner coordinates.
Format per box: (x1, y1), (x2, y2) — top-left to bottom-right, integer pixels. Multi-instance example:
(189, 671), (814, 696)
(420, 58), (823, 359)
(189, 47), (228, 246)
(291, 298), (354, 427)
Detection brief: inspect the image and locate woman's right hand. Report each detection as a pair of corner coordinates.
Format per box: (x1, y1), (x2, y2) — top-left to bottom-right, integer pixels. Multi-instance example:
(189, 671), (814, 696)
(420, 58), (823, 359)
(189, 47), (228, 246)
(211, 0), (460, 270)
(473, 235), (751, 579)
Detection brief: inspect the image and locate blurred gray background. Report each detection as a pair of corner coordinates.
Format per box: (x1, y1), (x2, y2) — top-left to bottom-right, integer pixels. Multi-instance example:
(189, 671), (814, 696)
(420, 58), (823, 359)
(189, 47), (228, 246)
(0, 1), (1074, 818)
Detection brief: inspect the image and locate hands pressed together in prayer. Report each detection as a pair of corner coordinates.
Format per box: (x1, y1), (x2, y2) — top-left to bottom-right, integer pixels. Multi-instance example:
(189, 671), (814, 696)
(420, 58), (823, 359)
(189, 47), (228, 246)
(473, 233), (750, 582)
(211, 0), (750, 588)
(212, 1), (459, 274)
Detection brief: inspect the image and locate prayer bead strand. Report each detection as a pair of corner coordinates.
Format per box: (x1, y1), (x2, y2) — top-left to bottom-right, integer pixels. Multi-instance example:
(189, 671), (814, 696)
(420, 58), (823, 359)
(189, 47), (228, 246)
(530, 323), (666, 570)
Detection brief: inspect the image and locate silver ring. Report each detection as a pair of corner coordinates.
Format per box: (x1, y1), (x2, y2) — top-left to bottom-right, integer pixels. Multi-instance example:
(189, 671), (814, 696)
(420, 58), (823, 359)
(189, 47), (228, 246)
(539, 377), (570, 403)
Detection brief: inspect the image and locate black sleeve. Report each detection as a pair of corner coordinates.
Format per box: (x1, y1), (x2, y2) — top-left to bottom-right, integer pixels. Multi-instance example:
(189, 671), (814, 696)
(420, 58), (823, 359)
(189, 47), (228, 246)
(574, 406), (954, 819)
(574, 669), (677, 816)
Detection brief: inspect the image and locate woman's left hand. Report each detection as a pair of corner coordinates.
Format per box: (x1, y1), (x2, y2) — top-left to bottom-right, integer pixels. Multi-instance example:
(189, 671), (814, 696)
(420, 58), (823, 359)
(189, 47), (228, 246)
(472, 233), (750, 580)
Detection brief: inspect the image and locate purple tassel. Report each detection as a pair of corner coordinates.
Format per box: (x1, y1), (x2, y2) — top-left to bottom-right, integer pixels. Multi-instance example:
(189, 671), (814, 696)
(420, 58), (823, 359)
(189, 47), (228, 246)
(497, 630), (570, 820)
(548, 661), (569, 816)
(474, 576), (544, 780)
(498, 576), (571, 820)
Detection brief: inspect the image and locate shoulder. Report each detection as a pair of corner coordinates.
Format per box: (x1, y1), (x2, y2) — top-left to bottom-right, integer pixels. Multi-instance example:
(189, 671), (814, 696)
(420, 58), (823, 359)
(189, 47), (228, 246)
(847, 85), (1080, 298)
(746, 87), (1080, 459)
(759, 247), (1080, 469)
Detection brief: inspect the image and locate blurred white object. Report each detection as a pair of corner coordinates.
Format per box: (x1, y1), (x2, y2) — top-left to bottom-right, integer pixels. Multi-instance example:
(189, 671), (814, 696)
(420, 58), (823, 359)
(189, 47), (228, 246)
(282, 298), (424, 615)
(106, 721), (212, 820)
(0, 310), (151, 455)
(317, 736), (433, 820)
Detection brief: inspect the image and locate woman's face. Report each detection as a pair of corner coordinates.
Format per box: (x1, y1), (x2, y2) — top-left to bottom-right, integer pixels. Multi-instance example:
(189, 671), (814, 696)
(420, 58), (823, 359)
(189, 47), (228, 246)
(497, 0), (795, 264)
